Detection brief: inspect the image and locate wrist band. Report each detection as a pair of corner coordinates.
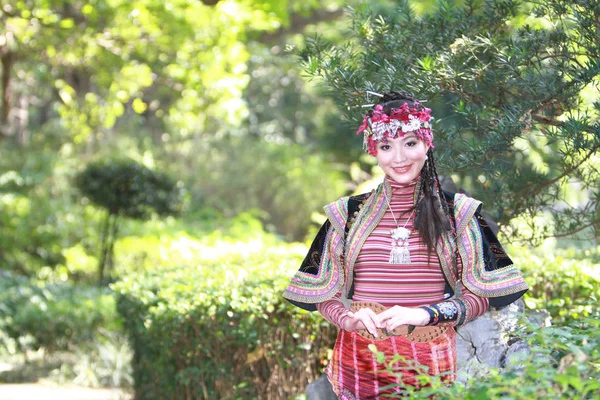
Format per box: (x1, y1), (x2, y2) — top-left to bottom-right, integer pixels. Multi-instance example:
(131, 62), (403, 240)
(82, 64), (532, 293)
(420, 306), (440, 325)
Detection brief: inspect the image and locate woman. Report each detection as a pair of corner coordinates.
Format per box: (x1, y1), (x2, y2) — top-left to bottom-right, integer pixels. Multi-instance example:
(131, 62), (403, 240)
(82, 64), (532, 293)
(283, 91), (528, 399)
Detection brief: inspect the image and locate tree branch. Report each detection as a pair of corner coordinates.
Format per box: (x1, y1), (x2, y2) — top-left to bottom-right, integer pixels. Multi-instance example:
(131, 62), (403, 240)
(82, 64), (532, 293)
(531, 113), (564, 126)
(549, 218), (600, 238)
(519, 143), (600, 199)
(257, 9), (345, 45)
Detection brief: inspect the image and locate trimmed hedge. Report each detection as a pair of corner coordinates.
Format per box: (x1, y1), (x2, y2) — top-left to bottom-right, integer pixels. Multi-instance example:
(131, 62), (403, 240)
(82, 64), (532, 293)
(113, 235), (600, 399)
(113, 241), (336, 399)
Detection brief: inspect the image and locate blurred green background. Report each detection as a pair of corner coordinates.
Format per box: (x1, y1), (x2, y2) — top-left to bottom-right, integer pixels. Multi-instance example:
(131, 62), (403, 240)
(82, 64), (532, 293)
(0, 0), (598, 399)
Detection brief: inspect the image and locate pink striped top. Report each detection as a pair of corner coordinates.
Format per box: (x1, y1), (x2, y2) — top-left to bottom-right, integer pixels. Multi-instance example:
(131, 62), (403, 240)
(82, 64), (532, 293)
(317, 176), (489, 328)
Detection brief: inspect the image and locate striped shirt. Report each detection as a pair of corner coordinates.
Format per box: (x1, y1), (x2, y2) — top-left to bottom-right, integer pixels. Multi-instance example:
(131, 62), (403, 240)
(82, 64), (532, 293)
(317, 176), (489, 328)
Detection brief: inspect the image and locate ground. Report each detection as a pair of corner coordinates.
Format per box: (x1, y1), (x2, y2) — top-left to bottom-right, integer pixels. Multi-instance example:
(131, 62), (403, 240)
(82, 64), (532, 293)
(0, 384), (131, 400)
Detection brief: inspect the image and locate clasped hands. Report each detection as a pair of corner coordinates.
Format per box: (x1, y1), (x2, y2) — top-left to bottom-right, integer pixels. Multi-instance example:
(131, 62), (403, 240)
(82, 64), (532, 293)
(342, 306), (430, 336)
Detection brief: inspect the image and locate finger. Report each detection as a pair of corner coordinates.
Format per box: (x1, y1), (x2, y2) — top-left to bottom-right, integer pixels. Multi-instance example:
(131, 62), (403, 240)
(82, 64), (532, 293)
(376, 306), (405, 324)
(384, 317), (407, 332)
(376, 308), (395, 321)
(364, 309), (383, 328)
(358, 313), (379, 337)
(356, 308), (379, 325)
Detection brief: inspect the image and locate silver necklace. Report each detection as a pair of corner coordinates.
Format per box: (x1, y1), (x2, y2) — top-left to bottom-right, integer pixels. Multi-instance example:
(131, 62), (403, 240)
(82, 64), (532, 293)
(386, 195), (416, 265)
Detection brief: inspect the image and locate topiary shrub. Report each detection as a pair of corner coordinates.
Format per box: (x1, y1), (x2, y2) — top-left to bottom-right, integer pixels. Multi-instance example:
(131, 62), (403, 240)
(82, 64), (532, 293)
(75, 159), (184, 282)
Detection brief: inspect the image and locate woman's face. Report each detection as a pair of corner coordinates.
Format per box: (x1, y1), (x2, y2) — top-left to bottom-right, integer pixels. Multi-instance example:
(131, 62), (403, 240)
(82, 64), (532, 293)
(375, 134), (429, 184)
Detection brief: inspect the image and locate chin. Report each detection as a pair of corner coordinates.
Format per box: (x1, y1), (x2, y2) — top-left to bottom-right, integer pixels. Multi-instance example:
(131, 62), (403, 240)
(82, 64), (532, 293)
(387, 169), (419, 184)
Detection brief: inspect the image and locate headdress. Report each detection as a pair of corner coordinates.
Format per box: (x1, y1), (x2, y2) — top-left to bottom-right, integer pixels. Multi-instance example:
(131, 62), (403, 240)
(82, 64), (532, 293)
(357, 101), (434, 155)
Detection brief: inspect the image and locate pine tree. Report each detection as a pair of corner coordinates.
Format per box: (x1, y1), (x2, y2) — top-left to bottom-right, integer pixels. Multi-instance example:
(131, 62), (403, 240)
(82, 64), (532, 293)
(301, 0), (600, 244)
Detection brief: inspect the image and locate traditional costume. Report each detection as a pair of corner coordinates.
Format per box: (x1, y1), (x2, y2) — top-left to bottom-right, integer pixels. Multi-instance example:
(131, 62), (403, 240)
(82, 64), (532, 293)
(283, 95), (528, 399)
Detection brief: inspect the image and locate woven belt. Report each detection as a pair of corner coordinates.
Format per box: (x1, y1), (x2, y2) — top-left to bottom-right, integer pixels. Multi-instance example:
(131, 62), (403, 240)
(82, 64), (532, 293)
(350, 301), (449, 343)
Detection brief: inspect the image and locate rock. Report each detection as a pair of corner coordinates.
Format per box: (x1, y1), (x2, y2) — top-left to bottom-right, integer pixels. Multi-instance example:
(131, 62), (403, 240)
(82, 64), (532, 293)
(504, 340), (530, 369)
(455, 299), (529, 373)
(493, 300), (524, 332)
(455, 357), (491, 384)
(526, 309), (552, 328)
(306, 374), (337, 400)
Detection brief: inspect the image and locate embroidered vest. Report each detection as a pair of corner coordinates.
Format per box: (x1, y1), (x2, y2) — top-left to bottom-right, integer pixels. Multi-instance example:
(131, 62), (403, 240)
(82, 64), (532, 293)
(283, 181), (528, 311)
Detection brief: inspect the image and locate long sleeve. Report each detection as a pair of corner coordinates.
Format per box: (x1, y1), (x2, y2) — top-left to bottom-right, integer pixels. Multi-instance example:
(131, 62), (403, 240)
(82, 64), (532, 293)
(317, 290), (351, 330)
(421, 254), (489, 327)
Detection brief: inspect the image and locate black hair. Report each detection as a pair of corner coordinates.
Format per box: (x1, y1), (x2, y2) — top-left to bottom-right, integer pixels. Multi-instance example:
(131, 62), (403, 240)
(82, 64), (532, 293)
(375, 90), (452, 253)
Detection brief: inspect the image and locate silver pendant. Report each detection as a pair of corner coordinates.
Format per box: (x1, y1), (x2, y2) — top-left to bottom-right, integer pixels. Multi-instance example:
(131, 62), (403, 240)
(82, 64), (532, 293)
(389, 240), (411, 265)
(390, 227), (411, 241)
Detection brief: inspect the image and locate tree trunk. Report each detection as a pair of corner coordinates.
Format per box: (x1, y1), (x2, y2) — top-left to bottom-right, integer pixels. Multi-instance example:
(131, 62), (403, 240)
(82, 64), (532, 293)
(16, 95), (29, 145)
(0, 50), (15, 139)
(106, 214), (120, 281)
(98, 211), (112, 283)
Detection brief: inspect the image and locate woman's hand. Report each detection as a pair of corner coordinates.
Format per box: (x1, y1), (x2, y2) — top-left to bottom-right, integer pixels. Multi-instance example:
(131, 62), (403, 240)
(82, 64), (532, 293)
(342, 308), (380, 336)
(376, 306), (430, 332)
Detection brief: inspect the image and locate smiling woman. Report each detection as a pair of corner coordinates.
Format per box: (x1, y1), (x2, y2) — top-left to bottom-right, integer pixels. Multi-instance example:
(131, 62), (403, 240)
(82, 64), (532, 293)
(283, 91), (529, 399)
(375, 134), (429, 185)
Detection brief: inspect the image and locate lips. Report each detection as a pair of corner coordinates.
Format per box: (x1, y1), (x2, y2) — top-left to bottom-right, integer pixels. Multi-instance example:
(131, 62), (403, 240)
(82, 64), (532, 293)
(393, 165), (411, 174)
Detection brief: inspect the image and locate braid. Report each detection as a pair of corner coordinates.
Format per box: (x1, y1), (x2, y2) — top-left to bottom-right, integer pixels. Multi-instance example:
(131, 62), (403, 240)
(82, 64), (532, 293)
(429, 150), (451, 216)
(415, 150), (452, 253)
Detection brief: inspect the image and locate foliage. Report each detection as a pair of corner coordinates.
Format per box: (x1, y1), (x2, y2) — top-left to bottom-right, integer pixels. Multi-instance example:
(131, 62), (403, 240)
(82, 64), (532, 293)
(111, 225), (600, 398)
(300, 0), (600, 243)
(179, 135), (347, 240)
(0, 143), (102, 276)
(64, 330), (133, 388)
(75, 158), (183, 282)
(112, 233), (337, 399)
(371, 315), (600, 399)
(0, 271), (119, 355)
(240, 43), (365, 166)
(513, 246), (600, 324)
(0, 0), (296, 141)
(76, 159), (183, 220)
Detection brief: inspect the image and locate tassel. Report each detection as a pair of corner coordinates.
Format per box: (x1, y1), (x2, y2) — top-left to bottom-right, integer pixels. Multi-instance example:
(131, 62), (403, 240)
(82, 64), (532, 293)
(389, 245), (411, 265)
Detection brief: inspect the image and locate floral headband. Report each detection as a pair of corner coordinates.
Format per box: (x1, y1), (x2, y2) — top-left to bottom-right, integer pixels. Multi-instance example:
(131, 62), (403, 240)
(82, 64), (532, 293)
(356, 102), (434, 156)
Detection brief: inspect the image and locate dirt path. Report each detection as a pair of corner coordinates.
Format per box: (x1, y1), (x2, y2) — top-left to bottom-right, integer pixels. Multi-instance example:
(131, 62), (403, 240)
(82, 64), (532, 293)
(0, 384), (132, 400)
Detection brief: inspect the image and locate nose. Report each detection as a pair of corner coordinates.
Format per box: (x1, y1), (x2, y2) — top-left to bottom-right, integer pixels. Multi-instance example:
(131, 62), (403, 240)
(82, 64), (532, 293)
(392, 146), (407, 164)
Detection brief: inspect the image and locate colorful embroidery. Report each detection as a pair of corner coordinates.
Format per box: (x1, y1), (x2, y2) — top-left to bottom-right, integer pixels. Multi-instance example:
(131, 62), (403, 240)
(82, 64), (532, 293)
(283, 181), (528, 307)
(457, 217), (528, 297)
(283, 221), (345, 304)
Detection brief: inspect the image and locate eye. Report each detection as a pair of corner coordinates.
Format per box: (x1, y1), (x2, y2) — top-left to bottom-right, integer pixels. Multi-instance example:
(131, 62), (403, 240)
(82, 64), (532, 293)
(379, 144), (391, 151)
(405, 141), (418, 147)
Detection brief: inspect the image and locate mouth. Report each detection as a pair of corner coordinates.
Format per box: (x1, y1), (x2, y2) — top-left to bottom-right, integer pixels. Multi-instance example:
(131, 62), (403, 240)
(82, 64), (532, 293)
(392, 165), (411, 174)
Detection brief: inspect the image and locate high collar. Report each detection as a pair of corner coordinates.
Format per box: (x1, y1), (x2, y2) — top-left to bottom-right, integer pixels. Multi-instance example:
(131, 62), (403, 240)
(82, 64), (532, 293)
(385, 174), (420, 200)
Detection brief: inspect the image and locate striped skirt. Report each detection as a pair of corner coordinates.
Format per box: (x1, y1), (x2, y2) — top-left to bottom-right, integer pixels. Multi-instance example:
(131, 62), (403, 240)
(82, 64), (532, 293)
(325, 328), (456, 399)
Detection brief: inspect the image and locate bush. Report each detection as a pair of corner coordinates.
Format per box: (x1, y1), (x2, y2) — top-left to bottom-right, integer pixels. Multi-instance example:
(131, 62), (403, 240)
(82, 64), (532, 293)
(110, 215), (600, 399)
(0, 271), (120, 354)
(181, 135), (347, 241)
(113, 236), (336, 399)
(0, 147), (100, 278)
(374, 316), (600, 399)
(75, 159), (184, 220)
(510, 246), (600, 324)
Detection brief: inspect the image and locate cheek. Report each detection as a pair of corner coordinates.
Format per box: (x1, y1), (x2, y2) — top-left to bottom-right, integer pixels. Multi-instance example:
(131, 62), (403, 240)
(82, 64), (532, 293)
(375, 152), (390, 165)
(407, 147), (428, 162)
